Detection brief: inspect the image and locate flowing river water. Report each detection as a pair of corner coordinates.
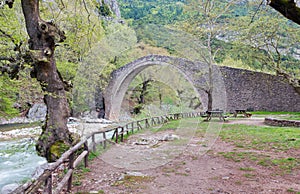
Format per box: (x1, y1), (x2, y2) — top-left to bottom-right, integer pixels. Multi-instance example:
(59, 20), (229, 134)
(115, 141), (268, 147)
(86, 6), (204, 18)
(0, 138), (47, 191)
(0, 121), (112, 192)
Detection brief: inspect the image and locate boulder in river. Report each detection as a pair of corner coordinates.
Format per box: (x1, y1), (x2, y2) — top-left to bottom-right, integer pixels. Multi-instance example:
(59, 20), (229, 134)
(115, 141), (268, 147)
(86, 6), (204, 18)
(27, 103), (47, 121)
(1, 183), (19, 194)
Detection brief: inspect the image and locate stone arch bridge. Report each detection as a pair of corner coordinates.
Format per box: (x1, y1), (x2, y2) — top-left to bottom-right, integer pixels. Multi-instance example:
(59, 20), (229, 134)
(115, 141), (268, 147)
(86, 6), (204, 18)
(104, 55), (300, 121)
(104, 54), (227, 120)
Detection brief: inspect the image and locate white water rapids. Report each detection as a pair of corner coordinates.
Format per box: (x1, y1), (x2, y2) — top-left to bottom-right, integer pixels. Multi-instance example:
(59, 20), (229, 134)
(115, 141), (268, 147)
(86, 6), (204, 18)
(0, 120), (112, 193)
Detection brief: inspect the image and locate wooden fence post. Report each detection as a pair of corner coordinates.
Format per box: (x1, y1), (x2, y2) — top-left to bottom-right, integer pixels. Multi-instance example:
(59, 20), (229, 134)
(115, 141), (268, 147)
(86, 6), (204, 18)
(145, 118), (150, 128)
(131, 122), (134, 134)
(84, 142), (89, 168)
(67, 153), (74, 192)
(137, 121), (142, 130)
(151, 117), (155, 126)
(44, 175), (52, 194)
(115, 128), (119, 143)
(92, 134), (96, 152)
(111, 130), (116, 140)
(103, 132), (107, 149)
(126, 124), (129, 135)
(120, 127), (124, 142)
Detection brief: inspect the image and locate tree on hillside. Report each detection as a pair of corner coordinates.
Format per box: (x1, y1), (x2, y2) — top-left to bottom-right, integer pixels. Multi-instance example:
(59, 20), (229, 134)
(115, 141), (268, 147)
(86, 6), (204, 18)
(230, 4), (300, 95)
(180, 0), (234, 111)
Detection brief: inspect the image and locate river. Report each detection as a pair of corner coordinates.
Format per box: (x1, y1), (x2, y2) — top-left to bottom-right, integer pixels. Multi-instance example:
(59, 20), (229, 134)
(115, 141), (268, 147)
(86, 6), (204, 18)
(0, 121), (113, 192)
(0, 138), (47, 191)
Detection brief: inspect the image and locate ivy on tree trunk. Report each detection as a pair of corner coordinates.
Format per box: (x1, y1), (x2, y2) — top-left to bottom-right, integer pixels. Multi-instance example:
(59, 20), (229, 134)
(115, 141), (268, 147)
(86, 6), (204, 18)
(20, 0), (74, 162)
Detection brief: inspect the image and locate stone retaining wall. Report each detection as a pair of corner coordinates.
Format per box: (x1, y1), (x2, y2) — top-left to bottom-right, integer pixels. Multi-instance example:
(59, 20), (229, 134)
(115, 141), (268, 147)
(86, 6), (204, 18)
(264, 117), (300, 127)
(220, 66), (300, 112)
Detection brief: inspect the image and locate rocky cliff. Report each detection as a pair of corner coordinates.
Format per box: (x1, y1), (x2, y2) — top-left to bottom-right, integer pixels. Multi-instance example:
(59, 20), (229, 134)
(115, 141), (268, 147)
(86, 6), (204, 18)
(102, 0), (121, 18)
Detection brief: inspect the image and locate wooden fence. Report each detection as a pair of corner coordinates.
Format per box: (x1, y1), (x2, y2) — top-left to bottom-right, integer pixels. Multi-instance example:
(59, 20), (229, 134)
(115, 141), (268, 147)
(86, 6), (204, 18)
(13, 112), (203, 194)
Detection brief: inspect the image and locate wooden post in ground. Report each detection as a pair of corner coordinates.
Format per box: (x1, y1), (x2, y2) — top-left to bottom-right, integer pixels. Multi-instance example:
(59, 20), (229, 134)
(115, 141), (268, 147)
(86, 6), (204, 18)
(120, 127), (124, 142)
(67, 153), (74, 192)
(151, 117), (155, 126)
(103, 132), (107, 149)
(145, 118), (150, 128)
(137, 121), (142, 130)
(44, 175), (52, 194)
(131, 122), (134, 133)
(126, 124), (129, 135)
(84, 142), (89, 168)
(92, 134), (96, 152)
(115, 128), (119, 143)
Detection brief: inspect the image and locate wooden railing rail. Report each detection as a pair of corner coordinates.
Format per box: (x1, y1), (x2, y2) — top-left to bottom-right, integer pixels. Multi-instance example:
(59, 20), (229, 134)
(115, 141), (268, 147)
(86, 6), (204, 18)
(14, 112), (203, 194)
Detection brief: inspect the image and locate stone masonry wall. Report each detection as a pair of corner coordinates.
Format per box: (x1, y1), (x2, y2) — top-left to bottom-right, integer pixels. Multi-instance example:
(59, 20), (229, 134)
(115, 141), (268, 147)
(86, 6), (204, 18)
(220, 66), (300, 112)
(265, 118), (300, 127)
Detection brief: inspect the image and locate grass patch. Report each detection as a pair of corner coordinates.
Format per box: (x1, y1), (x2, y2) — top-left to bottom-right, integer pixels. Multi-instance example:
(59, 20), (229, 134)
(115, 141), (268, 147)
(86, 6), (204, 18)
(112, 175), (154, 189)
(251, 111), (300, 116)
(239, 167), (255, 171)
(243, 173), (256, 178)
(175, 172), (189, 176)
(220, 124), (300, 151)
(150, 119), (180, 133)
(272, 157), (300, 173)
(219, 151), (260, 162)
(252, 111), (300, 120)
(219, 151), (300, 174)
(286, 188), (300, 193)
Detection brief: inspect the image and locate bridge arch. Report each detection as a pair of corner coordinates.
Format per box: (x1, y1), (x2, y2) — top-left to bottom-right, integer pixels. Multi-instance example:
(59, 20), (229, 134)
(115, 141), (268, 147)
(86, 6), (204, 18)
(104, 54), (227, 120)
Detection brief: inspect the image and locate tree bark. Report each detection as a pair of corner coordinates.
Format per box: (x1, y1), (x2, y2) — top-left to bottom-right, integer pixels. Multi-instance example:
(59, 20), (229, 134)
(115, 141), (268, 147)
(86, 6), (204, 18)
(269, 0), (300, 25)
(207, 90), (213, 111)
(137, 79), (152, 104)
(21, 0), (73, 162)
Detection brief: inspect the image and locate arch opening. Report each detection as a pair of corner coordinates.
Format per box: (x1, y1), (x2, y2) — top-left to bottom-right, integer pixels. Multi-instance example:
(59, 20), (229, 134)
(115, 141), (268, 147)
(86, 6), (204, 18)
(120, 65), (203, 119)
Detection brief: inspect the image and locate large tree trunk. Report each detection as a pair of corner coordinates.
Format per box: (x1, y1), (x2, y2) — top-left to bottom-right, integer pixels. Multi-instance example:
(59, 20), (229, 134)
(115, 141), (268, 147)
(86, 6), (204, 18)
(138, 79), (152, 104)
(269, 0), (300, 25)
(21, 0), (73, 162)
(207, 90), (213, 111)
(95, 85), (106, 119)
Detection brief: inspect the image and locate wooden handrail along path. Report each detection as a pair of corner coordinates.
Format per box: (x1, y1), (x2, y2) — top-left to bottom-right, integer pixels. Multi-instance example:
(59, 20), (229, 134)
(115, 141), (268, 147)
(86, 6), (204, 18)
(14, 112), (203, 194)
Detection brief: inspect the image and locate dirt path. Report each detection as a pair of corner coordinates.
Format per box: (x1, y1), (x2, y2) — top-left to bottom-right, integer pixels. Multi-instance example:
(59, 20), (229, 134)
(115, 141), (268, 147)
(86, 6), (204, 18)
(72, 119), (300, 194)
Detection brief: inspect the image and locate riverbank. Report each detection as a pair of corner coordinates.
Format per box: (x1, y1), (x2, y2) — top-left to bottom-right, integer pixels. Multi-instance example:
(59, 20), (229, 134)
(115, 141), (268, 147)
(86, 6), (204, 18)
(0, 119), (113, 193)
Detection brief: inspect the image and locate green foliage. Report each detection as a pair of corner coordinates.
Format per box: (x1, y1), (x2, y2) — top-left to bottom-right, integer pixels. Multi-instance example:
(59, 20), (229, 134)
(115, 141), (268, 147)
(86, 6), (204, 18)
(228, 5), (300, 76)
(97, 0), (112, 17)
(1, 0), (110, 117)
(0, 75), (19, 118)
(0, 4), (29, 117)
(124, 65), (200, 117)
(119, 0), (185, 26)
(72, 22), (137, 114)
(119, 0), (300, 78)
